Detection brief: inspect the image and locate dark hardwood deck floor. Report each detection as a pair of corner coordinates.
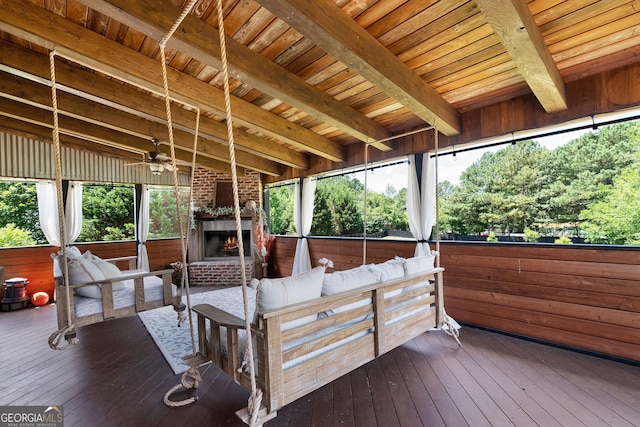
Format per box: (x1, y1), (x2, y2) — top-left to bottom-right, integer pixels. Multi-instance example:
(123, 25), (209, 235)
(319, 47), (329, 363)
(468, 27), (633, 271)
(1, 296), (639, 426)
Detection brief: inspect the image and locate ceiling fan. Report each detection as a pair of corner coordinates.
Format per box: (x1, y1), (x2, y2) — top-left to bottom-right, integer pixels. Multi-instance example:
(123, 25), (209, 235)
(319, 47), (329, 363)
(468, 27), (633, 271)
(126, 138), (175, 175)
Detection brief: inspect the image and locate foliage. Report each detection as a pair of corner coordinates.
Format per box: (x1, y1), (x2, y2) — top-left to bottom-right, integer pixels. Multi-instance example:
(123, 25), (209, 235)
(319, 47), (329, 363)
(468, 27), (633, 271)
(78, 184), (135, 242)
(441, 140), (547, 234)
(538, 122), (640, 232)
(365, 186), (408, 233)
(554, 235), (573, 244)
(0, 181), (45, 243)
(523, 227), (540, 243)
(148, 186), (191, 238)
(438, 121), (640, 244)
(268, 184), (295, 235)
(0, 223), (37, 247)
(486, 231), (498, 242)
(312, 176), (363, 236)
(579, 168), (640, 244)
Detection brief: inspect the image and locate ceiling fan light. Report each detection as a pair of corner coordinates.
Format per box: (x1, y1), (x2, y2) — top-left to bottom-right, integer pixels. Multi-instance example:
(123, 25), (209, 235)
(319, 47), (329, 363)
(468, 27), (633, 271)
(148, 162), (164, 175)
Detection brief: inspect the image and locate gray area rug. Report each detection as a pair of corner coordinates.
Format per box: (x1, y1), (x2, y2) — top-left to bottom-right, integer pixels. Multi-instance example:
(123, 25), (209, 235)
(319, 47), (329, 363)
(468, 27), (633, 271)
(138, 287), (255, 374)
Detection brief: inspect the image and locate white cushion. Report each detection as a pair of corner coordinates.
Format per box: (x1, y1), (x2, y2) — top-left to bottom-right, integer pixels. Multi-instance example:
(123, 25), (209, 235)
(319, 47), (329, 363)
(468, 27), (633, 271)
(66, 246), (83, 258)
(81, 250), (101, 261)
(90, 259), (127, 292)
(68, 258), (106, 299)
(402, 255), (436, 294)
(403, 255), (435, 275)
(256, 266), (325, 331)
(322, 265), (381, 317)
(369, 258), (405, 298)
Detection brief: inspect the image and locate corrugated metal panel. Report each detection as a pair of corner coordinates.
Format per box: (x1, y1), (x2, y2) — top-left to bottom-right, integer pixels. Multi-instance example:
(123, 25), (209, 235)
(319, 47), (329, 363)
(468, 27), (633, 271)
(0, 133), (190, 185)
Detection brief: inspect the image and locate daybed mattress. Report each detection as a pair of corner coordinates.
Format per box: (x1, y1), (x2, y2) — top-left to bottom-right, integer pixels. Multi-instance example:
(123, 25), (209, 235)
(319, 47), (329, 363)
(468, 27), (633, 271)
(73, 270), (177, 317)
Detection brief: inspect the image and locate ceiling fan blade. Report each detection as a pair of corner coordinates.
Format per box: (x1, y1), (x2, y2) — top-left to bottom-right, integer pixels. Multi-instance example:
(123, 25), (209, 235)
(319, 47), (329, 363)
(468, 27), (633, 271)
(124, 161), (146, 166)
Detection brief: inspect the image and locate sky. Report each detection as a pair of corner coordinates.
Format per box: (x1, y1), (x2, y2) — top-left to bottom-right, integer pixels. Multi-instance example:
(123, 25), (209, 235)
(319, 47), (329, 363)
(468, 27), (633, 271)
(354, 127), (592, 193)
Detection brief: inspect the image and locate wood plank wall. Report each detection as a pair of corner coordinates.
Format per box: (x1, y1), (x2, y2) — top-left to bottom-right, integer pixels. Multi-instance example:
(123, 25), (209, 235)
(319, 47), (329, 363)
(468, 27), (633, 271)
(0, 239), (182, 299)
(440, 242), (640, 363)
(269, 237), (640, 363)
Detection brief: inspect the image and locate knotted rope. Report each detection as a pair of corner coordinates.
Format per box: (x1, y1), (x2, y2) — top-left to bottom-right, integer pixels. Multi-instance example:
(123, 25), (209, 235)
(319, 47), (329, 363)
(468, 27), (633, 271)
(157, 0), (202, 407)
(47, 49), (78, 350)
(163, 366), (202, 407)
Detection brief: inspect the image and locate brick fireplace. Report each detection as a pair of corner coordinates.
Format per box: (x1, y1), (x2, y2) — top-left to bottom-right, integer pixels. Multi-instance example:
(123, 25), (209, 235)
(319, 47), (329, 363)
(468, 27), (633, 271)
(187, 167), (262, 287)
(188, 214), (256, 286)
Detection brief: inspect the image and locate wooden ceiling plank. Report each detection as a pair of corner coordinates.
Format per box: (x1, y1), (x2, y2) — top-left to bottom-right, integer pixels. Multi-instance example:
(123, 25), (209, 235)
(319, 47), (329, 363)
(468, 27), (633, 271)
(0, 38), (309, 170)
(78, 0), (391, 145)
(0, 0), (344, 163)
(476, 0), (567, 113)
(254, 0), (462, 136)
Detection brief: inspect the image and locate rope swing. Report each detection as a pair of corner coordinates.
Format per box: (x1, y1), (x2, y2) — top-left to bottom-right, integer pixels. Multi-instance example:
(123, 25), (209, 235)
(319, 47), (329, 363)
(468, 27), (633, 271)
(157, 1), (264, 421)
(47, 49), (79, 350)
(156, 0), (203, 408)
(212, 0), (264, 423)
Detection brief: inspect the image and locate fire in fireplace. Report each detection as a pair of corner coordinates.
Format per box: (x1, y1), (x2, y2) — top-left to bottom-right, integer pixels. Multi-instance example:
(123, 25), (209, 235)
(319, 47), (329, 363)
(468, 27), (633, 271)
(202, 219), (252, 260)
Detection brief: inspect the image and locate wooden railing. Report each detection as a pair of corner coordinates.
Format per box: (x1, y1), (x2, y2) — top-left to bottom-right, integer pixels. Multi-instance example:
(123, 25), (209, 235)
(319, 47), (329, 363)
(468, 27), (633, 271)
(269, 236), (640, 363)
(4, 236), (639, 363)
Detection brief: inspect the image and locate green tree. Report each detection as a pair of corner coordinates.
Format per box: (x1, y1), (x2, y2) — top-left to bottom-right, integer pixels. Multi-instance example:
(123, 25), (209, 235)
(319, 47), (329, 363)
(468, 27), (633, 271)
(580, 167), (640, 244)
(78, 184), (135, 242)
(268, 184), (295, 235)
(148, 186), (190, 238)
(365, 185), (408, 233)
(539, 122), (640, 233)
(0, 181), (45, 243)
(0, 223), (37, 247)
(445, 140), (547, 234)
(312, 176), (363, 236)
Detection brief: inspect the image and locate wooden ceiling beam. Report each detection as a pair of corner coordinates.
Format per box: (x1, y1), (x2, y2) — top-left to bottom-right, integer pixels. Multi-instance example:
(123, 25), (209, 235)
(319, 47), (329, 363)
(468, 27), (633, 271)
(254, 0), (462, 136)
(0, 0), (344, 162)
(0, 113), (235, 174)
(0, 39), (308, 170)
(78, 0), (393, 149)
(0, 96), (278, 175)
(476, 0), (567, 113)
(0, 71), (282, 176)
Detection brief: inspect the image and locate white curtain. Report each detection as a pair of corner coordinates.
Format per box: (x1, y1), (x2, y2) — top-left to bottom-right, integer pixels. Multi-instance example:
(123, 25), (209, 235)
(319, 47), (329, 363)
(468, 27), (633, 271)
(407, 154), (435, 256)
(36, 180), (83, 247)
(137, 185), (150, 272)
(292, 177), (316, 275)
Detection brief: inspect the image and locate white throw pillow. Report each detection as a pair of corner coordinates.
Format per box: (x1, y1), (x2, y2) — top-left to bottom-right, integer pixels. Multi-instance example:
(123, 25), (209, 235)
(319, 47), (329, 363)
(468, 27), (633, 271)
(322, 265), (381, 317)
(402, 255), (436, 294)
(256, 266), (325, 331)
(82, 250), (101, 261)
(68, 258), (106, 299)
(370, 258), (405, 298)
(403, 254), (435, 275)
(90, 259), (127, 291)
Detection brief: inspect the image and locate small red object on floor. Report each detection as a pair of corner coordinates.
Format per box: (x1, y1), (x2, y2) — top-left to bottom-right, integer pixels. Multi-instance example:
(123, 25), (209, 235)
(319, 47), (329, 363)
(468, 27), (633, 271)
(31, 291), (49, 306)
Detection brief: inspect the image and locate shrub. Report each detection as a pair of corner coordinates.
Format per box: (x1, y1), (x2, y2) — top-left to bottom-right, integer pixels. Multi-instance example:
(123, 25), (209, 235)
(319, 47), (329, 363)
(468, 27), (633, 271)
(486, 231), (498, 242)
(0, 224), (37, 247)
(523, 227), (540, 242)
(554, 235), (573, 244)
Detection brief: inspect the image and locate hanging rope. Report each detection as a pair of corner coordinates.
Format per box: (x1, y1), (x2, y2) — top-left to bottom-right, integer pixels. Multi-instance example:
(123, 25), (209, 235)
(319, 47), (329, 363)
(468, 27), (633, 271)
(47, 49), (78, 350)
(213, 0), (263, 424)
(433, 126), (462, 348)
(362, 143), (369, 265)
(156, 0), (202, 407)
